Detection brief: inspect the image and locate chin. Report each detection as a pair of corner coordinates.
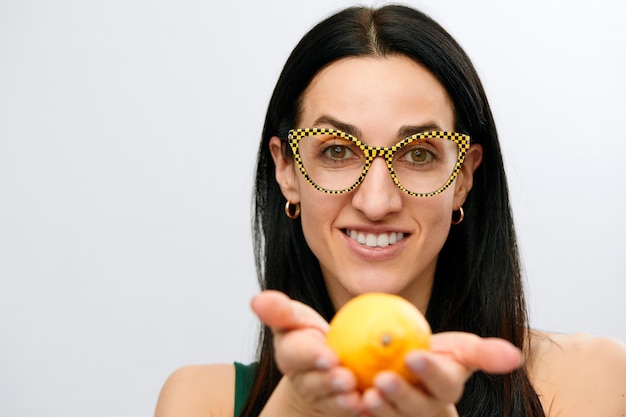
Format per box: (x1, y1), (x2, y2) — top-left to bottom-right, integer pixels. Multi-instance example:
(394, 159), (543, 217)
(343, 273), (410, 296)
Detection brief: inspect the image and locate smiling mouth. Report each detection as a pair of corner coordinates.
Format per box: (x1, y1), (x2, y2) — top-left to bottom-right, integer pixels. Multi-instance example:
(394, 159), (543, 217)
(345, 229), (405, 248)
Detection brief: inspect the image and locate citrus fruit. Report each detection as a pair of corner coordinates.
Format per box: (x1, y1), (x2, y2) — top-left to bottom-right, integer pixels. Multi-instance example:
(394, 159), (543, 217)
(325, 292), (431, 391)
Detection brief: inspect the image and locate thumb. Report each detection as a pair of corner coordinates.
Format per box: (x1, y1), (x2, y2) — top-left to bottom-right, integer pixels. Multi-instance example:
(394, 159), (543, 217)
(431, 332), (523, 374)
(250, 290), (330, 334)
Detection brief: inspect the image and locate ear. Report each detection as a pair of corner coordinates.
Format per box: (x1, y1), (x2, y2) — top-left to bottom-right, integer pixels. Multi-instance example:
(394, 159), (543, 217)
(269, 136), (301, 203)
(453, 143), (483, 208)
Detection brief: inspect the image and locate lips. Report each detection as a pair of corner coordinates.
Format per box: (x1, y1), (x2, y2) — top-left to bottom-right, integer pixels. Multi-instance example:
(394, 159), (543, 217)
(345, 229), (405, 248)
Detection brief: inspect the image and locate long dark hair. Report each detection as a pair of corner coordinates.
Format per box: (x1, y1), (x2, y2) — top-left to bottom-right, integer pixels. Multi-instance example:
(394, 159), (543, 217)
(244, 5), (544, 417)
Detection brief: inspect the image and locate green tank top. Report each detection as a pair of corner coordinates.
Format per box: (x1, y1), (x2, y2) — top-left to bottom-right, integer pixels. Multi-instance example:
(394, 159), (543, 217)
(233, 362), (258, 417)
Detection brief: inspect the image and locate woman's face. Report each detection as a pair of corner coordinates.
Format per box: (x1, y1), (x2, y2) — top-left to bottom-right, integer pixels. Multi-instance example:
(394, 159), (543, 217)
(271, 55), (482, 312)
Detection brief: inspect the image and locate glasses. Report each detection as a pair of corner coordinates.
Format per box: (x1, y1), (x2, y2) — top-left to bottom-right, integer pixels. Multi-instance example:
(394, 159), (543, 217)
(287, 128), (470, 197)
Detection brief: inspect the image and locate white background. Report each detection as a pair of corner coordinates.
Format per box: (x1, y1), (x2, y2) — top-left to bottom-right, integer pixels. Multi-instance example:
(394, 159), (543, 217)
(1, 1), (625, 416)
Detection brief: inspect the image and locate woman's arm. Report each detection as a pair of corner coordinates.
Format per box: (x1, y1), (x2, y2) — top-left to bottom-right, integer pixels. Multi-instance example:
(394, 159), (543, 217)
(530, 332), (626, 416)
(154, 363), (235, 417)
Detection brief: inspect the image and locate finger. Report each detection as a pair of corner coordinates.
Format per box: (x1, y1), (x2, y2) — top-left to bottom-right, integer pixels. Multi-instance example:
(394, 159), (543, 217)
(273, 324), (338, 373)
(405, 351), (467, 403)
(365, 388), (457, 417)
(431, 332), (523, 374)
(366, 372), (444, 417)
(273, 376), (363, 417)
(250, 290), (330, 334)
(291, 366), (358, 399)
(362, 386), (395, 415)
(251, 291), (338, 374)
(290, 370), (364, 417)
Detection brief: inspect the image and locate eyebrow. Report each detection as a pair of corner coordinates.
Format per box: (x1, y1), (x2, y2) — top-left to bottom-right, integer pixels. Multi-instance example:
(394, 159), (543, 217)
(312, 115), (362, 138)
(397, 123), (444, 138)
(312, 115), (445, 140)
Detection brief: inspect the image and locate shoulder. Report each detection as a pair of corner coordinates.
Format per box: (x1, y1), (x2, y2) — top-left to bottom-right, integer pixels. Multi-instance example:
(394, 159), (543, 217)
(154, 363), (235, 417)
(528, 330), (626, 417)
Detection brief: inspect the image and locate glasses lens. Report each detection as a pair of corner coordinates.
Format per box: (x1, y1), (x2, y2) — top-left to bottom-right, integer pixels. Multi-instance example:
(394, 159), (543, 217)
(297, 132), (365, 192)
(392, 137), (460, 194)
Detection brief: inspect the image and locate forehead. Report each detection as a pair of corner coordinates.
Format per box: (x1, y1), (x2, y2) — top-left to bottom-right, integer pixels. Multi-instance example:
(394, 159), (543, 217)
(299, 55), (455, 136)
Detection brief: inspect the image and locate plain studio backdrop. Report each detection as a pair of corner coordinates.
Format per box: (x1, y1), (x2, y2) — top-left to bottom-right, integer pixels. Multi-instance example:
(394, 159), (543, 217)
(1, 0), (625, 416)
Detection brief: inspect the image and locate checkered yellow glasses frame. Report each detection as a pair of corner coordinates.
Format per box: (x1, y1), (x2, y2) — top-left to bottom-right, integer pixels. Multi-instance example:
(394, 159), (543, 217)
(287, 127), (471, 197)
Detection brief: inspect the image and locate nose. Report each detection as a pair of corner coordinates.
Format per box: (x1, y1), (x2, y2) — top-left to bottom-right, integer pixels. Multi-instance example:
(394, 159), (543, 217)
(351, 157), (403, 221)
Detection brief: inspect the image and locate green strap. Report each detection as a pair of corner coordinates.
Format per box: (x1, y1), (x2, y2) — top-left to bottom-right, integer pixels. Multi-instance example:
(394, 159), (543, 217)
(233, 362), (258, 417)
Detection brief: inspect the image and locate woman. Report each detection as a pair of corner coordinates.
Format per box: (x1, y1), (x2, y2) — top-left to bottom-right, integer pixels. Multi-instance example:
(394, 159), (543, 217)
(155, 5), (626, 417)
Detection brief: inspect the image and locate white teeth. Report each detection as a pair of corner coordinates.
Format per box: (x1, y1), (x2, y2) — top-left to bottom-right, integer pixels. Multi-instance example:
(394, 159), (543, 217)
(346, 230), (404, 248)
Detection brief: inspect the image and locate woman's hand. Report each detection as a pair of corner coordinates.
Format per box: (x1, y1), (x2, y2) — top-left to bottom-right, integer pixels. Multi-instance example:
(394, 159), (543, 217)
(251, 290), (523, 417)
(251, 290), (361, 416)
(360, 333), (522, 416)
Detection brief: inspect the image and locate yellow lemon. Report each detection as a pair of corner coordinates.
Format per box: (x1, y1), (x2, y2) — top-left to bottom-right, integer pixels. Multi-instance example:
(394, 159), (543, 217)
(326, 292), (431, 391)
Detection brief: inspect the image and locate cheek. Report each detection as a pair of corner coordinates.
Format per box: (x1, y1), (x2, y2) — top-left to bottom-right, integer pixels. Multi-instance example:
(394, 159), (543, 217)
(299, 189), (340, 231)
(414, 192), (455, 236)
(297, 185), (349, 253)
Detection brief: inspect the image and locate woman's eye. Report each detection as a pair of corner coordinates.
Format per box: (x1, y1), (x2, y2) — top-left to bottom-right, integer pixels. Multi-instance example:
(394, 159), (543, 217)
(324, 144), (353, 159)
(405, 147), (435, 163)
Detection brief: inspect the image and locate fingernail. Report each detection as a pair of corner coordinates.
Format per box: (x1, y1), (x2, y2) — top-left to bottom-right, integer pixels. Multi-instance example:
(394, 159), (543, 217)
(374, 373), (399, 394)
(315, 356), (331, 370)
(406, 353), (427, 373)
(364, 391), (384, 409)
(330, 376), (349, 392)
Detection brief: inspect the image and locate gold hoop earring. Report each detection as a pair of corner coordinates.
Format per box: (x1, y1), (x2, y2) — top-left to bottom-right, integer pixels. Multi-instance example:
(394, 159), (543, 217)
(451, 206), (464, 225)
(285, 201), (300, 219)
